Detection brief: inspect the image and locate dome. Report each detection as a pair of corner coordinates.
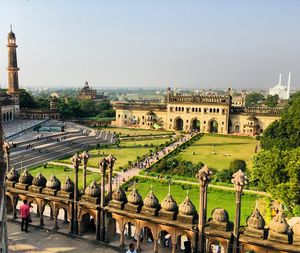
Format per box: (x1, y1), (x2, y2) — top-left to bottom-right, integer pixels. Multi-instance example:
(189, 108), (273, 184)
(46, 174), (61, 190)
(247, 208), (265, 230)
(161, 193), (177, 212)
(269, 211), (289, 234)
(293, 222), (300, 236)
(32, 172), (47, 187)
(179, 196), (196, 216)
(61, 176), (74, 192)
(85, 180), (100, 197)
(127, 186), (143, 205)
(212, 208), (229, 222)
(146, 111), (156, 116)
(112, 185), (126, 201)
(143, 190), (159, 208)
(18, 169), (33, 185)
(6, 167), (20, 182)
(8, 31), (15, 39)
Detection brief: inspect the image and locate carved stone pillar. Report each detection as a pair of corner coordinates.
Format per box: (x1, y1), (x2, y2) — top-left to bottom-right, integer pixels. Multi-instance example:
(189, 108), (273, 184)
(80, 151), (90, 191)
(99, 158), (108, 241)
(153, 238), (158, 253)
(197, 165), (212, 253)
(120, 228), (125, 247)
(106, 154), (116, 200)
(171, 242), (176, 253)
(71, 153), (81, 235)
(231, 169), (247, 253)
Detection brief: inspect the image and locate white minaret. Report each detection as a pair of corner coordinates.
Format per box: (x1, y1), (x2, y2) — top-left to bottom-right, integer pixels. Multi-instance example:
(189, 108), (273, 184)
(287, 72), (291, 99)
(278, 73), (282, 85)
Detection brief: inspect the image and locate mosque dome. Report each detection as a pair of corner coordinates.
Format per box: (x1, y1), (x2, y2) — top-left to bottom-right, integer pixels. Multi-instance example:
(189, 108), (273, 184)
(127, 186), (142, 205)
(112, 185), (126, 202)
(143, 190), (159, 208)
(161, 193), (177, 212)
(6, 167), (20, 182)
(46, 174), (61, 190)
(247, 208), (265, 230)
(179, 196), (196, 216)
(85, 180), (100, 197)
(18, 170), (33, 185)
(212, 208), (229, 222)
(61, 176), (74, 192)
(32, 172), (47, 187)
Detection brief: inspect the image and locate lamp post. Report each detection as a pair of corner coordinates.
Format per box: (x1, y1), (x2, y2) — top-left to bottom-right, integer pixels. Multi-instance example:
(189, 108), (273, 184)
(197, 164), (212, 253)
(3, 142), (11, 172)
(80, 151), (90, 191)
(231, 169), (247, 253)
(99, 157), (108, 241)
(71, 153), (81, 235)
(106, 154), (117, 200)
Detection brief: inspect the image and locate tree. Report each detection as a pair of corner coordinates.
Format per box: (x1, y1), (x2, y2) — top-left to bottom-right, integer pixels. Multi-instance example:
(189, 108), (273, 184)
(229, 159), (246, 172)
(265, 94), (279, 107)
(245, 92), (265, 106)
(261, 92), (300, 150)
(19, 89), (37, 108)
(251, 148), (300, 209)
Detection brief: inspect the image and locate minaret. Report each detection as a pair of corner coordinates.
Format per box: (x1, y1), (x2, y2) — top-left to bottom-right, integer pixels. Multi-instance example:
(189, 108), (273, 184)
(278, 73), (282, 86)
(287, 72), (291, 99)
(7, 26), (20, 95)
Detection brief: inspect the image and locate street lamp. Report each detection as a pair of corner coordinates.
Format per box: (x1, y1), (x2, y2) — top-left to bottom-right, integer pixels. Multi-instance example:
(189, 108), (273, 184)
(231, 169), (247, 253)
(80, 151), (90, 191)
(71, 153), (82, 235)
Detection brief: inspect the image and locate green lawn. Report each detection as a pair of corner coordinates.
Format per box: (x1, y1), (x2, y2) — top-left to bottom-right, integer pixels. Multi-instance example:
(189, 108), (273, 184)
(177, 135), (257, 170)
(131, 179), (259, 225)
(59, 138), (170, 170)
(29, 164), (101, 190)
(100, 127), (173, 137)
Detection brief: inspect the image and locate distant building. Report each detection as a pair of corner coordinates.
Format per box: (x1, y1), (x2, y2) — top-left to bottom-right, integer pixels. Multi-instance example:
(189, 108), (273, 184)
(269, 73), (291, 100)
(77, 81), (108, 102)
(1, 27), (21, 122)
(113, 87), (282, 136)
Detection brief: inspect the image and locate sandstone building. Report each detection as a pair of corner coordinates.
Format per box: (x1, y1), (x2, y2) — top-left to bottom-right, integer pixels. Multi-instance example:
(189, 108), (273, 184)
(77, 81), (108, 102)
(113, 88), (282, 136)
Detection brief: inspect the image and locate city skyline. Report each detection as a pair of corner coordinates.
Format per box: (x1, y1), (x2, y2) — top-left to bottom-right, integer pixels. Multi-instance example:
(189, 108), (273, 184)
(0, 0), (299, 90)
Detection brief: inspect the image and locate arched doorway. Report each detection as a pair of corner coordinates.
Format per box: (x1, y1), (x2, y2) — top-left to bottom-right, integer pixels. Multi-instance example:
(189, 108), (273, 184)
(234, 124), (240, 133)
(175, 118), (183, 131)
(191, 119), (200, 131)
(209, 120), (218, 133)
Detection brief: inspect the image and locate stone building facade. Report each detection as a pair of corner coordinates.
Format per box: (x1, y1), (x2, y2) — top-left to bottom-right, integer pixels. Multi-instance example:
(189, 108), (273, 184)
(113, 88), (282, 136)
(77, 81), (108, 102)
(5, 165), (300, 253)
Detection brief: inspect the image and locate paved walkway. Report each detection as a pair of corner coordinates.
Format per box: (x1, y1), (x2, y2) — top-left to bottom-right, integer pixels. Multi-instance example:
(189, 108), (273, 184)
(8, 221), (119, 253)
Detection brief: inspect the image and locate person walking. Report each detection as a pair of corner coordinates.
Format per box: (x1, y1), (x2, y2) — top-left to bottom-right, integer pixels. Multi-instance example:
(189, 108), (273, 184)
(20, 200), (30, 232)
(126, 243), (137, 253)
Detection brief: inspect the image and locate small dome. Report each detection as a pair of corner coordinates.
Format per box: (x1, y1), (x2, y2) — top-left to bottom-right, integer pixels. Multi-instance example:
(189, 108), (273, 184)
(269, 211), (289, 234)
(112, 185), (126, 201)
(32, 172), (47, 187)
(46, 174), (61, 189)
(161, 194), (177, 212)
(143, 190), (159, 208)
(212, 208), (229, 222)
(61, 176), (74, 192)
(6, 167), (20, 182)
(127, 186), (143, 205)
(8, 31), (15, 39)
(85, 180), (100, 197)
(293, 222), (300, 236)
(179, 196), (196, 216)
(247, 208), (265, 230)
(146, 111), (156, 116)
(18, 170), (33, 185)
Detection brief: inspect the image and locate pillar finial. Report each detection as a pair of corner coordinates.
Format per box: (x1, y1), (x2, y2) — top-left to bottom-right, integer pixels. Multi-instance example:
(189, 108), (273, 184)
(10, 24), (12, 32)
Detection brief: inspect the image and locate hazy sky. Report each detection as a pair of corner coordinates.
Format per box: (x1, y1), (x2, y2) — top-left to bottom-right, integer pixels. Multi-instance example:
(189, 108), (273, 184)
(0, 0), (299, 90)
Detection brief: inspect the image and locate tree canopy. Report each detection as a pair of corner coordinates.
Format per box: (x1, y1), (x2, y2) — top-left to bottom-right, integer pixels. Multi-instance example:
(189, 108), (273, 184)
(261, 92), (300, 150)
(245, 92), (265, 106)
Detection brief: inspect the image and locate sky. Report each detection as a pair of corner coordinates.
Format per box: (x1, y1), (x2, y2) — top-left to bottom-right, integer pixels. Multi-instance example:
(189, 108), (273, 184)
(0, 0), (299, 90)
